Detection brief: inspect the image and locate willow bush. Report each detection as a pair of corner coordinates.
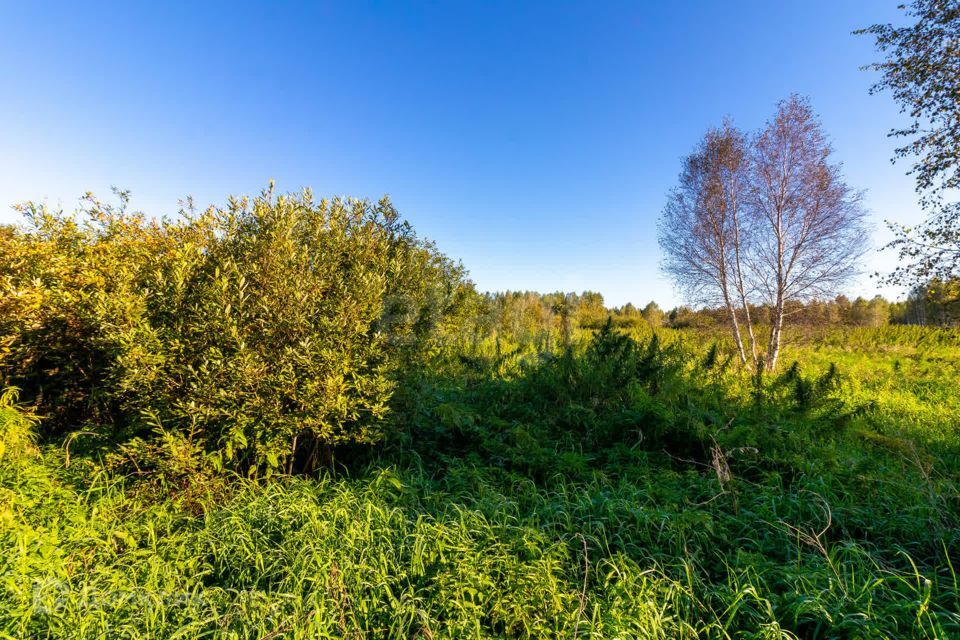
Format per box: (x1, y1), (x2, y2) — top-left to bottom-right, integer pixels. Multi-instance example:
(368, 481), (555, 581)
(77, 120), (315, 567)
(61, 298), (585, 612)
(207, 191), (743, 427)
(0, 186), (474, 476)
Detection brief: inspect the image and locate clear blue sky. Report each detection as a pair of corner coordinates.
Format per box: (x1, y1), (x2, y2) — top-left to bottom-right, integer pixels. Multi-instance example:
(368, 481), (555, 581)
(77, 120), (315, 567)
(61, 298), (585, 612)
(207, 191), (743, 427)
(0, 1), (921, 308)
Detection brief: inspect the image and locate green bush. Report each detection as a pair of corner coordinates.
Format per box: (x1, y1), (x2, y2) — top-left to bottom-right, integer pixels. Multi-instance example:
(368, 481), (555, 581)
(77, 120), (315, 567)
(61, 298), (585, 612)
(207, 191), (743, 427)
(0, 186), (473, 475)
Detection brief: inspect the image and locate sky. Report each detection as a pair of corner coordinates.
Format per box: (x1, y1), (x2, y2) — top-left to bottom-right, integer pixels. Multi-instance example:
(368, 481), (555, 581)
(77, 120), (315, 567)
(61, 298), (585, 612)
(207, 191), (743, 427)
(0, 1), (924, 308)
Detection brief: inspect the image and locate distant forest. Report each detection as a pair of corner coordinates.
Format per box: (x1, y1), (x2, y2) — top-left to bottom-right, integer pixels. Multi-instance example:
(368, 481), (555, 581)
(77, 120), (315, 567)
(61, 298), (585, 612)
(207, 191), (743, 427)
(479, 285), (959, 344)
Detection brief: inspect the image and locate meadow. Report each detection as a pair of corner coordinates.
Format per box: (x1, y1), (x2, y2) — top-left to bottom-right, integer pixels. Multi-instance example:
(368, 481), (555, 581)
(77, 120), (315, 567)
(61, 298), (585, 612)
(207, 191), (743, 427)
(3, 1), (959, 637)
(2, 323), (958, 639)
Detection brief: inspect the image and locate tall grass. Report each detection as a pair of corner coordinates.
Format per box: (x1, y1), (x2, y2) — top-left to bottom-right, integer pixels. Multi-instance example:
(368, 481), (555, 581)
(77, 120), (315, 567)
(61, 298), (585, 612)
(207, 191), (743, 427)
(1, 325), (959, 638)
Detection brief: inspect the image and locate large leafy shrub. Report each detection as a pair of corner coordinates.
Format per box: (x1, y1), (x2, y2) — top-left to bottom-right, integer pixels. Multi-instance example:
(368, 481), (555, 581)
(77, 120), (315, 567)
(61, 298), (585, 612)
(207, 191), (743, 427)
(0, 186), (473, 474)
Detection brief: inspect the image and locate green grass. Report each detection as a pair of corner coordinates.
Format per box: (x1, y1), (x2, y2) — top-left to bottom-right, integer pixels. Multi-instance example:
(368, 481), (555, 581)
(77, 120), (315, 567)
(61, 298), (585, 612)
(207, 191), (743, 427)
(2, 326), (959, 639)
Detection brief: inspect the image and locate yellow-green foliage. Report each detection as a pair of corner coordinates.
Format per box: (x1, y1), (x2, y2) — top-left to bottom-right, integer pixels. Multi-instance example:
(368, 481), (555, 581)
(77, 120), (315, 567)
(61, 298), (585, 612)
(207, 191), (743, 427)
(0, 388), (38, 463)
(0, 188), (473, 475)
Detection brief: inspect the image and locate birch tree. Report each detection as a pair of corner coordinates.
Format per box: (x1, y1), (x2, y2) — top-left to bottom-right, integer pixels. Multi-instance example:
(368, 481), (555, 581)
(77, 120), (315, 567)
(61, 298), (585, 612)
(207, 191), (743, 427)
(859, 0), (960, 297)
(749, 96), (868, 370)
(660, 121), (757, 365)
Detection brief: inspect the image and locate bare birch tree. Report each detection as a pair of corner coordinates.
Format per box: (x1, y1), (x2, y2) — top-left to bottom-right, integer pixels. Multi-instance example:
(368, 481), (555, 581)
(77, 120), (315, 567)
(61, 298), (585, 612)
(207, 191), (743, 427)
(718, 124), (760, 366)
(749, 95), (868, 370)
(660, 122), (756, 365)
(660, 96), (868, 371)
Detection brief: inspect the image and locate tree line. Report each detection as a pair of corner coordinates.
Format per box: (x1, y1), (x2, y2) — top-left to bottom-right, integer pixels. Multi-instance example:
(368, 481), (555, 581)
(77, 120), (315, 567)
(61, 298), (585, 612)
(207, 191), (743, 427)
(466, 289), (954, 343)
